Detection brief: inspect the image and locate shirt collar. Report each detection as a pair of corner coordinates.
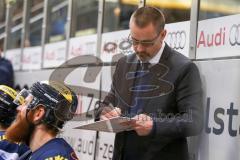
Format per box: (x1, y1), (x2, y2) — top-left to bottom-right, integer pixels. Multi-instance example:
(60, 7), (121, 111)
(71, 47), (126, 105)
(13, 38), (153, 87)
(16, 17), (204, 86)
(137, 42), (166, 65)
(148, 42), (165, 65)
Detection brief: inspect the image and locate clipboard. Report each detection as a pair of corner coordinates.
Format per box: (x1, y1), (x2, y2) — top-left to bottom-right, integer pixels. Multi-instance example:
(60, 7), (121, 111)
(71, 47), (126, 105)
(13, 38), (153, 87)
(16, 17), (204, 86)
(74, 117), (135, 133)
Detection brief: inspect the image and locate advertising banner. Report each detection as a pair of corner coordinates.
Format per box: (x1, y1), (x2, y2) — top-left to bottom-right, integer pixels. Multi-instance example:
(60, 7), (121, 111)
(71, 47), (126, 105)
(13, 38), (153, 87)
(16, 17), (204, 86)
(196, 14), (240, 59)
(101, 30), (133, 63)
(5, 49), (21, 71)
(43, 41), (66, 68)
(165, 21), (190, 57)
(62, 122), (97, 160)
(22, 46), (41, 70)
(100, 21), (190, 64)
(68, 34), (97, 61)
(96, 132), (115, 160)
(196, 59), (240, 160)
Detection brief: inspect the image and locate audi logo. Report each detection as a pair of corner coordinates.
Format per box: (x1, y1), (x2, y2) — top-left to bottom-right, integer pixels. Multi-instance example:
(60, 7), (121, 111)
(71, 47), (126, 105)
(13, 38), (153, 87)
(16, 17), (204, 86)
(229, 24), (240, 46)
(103, 40), (132, 54)
(103, 42), (117, 53)
(165, 31), (186, 49)
(119, 39), (132, 50)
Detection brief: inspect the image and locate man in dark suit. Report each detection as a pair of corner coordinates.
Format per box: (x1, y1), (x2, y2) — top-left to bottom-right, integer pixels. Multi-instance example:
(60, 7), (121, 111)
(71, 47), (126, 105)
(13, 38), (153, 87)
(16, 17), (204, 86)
(0, 49), (14, 87)
(97, 6), (203, 160)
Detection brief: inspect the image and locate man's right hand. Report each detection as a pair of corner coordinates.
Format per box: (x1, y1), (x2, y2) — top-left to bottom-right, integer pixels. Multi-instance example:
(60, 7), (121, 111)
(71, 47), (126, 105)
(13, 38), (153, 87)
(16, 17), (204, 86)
(100, 107), (121, 120)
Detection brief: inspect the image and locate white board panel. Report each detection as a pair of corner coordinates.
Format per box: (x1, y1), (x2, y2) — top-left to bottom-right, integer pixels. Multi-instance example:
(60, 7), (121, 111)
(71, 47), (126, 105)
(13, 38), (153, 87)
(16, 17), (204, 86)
(196, 59), (240, 160)
(196, 14), (240, 59)
(43, 41), (66, 68)
(5, 49), (21, 71)
(22, 46), (42, 70)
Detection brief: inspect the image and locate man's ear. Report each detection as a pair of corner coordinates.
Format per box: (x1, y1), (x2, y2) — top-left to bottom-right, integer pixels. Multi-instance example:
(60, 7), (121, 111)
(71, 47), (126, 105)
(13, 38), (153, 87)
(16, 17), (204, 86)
(32, 105), (46, 123)
(161, 29), (167, 39)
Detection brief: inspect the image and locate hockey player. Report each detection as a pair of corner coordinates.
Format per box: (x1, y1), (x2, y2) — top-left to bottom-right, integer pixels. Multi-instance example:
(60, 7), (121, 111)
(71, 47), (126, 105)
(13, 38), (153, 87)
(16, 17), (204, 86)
(6, 81), (79, 159)
(0, 85), (29, 160)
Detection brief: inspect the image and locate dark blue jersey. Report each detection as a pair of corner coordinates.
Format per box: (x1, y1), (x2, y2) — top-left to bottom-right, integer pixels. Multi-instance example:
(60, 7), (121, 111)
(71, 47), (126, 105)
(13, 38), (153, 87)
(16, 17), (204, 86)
(27, 138), (78, 160)
(0, 131), (30, 160)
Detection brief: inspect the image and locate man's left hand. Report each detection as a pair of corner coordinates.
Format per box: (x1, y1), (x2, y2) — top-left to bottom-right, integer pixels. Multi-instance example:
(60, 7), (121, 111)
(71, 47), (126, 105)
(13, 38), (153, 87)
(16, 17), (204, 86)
(131, 114), (153, 136)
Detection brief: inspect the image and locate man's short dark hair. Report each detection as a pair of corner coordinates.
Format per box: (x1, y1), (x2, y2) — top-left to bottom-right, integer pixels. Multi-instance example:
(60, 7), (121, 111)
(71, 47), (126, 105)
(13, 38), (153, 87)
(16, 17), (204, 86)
(130, 6), (165, 34)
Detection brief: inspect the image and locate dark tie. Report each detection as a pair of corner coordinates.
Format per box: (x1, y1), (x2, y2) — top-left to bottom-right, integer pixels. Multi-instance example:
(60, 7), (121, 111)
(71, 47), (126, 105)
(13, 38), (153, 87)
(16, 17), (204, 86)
(129, 61), (151, 116)
(124, 61), (151, 160)
(141, 62), (150, 70)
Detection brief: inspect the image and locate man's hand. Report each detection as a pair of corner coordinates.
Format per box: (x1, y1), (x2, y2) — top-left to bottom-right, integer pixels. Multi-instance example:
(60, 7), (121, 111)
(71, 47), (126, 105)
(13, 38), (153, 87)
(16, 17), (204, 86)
(131, 114), (153, 136)
(100, 107), (121, 120)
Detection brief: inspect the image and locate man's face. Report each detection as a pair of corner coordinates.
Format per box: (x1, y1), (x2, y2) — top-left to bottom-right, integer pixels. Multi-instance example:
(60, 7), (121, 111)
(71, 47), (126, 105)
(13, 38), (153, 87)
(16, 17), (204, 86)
(5, 102), (34, 143)
(129, 21), (166, 62)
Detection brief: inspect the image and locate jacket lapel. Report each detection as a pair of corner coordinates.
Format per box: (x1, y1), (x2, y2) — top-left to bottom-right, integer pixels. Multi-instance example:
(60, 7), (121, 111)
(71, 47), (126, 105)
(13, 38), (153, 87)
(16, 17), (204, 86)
(121, 45), (172, 113)
(141, 44), (173, 112)
(120, 55), (139, 108)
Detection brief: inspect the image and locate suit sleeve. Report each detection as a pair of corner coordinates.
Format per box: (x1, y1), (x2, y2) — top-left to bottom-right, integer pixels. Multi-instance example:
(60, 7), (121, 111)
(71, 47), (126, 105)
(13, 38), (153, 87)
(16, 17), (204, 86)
(94, 60), (121, 121)
(154, 62), (203, 137)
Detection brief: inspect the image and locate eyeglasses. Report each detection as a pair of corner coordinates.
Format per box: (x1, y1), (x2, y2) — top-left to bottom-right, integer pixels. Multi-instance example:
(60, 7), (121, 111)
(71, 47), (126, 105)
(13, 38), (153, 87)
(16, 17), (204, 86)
(128, 32), (161, 48)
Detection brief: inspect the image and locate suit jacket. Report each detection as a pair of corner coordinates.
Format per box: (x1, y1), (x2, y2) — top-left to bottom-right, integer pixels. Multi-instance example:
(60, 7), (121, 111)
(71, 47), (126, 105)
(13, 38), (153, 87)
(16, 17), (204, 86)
(0, 57), (14, 87)
(97, 44), (203, 160)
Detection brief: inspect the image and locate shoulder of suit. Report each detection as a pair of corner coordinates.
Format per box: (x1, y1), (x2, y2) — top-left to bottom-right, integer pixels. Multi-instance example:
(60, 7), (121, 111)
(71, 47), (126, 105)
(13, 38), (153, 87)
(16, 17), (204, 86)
(0, 57), (12, 66)
(166, 46), (193, 67)
(117, 53), (136, 64)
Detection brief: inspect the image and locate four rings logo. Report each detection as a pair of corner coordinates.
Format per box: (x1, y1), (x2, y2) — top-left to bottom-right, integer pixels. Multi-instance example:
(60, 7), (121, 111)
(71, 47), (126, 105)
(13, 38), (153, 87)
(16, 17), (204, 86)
(103, 39), (132, 54)
(229, 24), (240, 46)
(166, 31), (186, 50)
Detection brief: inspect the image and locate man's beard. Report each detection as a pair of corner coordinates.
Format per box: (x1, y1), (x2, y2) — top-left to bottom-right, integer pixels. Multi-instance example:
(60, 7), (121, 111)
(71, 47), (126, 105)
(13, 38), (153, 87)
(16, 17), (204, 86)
(136, 52), (151, 62)
(5, 111), (34, 145)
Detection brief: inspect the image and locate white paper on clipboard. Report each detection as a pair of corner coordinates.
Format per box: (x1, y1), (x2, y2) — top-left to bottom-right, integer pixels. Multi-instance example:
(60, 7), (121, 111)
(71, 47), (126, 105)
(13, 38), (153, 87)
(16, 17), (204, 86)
(74, 117), (135, 133)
